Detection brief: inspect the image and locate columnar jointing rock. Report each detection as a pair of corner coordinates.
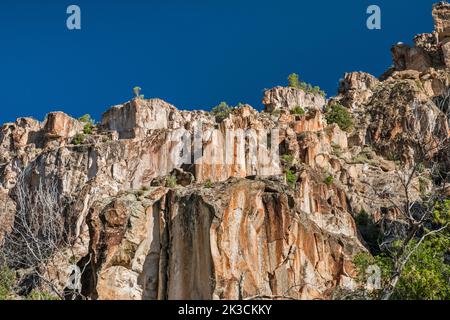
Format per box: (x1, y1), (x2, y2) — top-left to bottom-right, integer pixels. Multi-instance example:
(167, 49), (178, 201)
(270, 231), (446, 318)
(88, 179), (362, 300)
(262, 86), (326, 113)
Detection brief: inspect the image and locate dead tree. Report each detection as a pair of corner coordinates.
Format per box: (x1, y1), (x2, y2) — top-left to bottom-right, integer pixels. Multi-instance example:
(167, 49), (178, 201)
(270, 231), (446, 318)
(0, 168), (78, 299)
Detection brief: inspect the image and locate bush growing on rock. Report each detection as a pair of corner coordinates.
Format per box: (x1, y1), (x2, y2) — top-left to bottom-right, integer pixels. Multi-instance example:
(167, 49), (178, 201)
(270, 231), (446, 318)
(205, 180), (213, 188)
(291, 106), (305, 116)
(78, 114), (91, 123)
(166, 175), (178, 188)
(288, 73), (301, 88)
(281, 154), (294, 165)
(324, 175), (334, 186)
(211, 102), (232, 123)
(325, 103), (353, 132)
(72, 133), (85, 145)
(26, 290), (60, 300)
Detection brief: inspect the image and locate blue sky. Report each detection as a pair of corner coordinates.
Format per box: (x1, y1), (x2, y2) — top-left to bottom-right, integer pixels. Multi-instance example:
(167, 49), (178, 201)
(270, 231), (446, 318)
(0, 0), (437, 123)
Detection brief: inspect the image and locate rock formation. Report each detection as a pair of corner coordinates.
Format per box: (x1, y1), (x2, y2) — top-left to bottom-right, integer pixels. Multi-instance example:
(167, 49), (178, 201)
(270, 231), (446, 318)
(0, 3), (448, 300)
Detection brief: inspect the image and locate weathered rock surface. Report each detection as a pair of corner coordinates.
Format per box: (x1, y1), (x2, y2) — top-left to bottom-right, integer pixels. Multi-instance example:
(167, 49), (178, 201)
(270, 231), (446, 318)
(262, 86), (326, 113)
(85, 178), (362, 300)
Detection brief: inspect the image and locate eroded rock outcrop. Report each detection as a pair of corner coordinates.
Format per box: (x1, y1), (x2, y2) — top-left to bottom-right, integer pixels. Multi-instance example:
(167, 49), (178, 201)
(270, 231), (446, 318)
(262, 86), (326, 113)
(84, 177), (362, 300)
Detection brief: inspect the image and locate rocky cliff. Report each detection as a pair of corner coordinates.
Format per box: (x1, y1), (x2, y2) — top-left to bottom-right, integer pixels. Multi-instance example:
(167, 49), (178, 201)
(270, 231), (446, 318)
(0, 3), (449, 300)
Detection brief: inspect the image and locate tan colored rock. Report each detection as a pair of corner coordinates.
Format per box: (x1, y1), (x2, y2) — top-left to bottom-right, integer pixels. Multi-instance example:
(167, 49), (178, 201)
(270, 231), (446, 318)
(391, 44), (432, 72)
(433, 1), (450, 41)
(44, 112), (83, 140)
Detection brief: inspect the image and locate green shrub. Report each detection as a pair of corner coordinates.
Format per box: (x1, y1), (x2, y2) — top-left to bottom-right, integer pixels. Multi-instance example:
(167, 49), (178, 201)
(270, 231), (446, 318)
(419, 177), (428, 196)
(325, 103), (353, 132)
(83, 122), (93, 135)
(324, 175), (334, 186)
(355, 210), (381, 254)
(133, 86), (142, 98)
(0, 265), (15, 300)
(285, 169), (297, 187)
(211, 102), (232, 123)
(281, 154), (294, 165)
(288, 73), (301, 88)
(205, 180), (213, 188)
(392, 233), (450, 300)
(416, 162), (425, 173)
(79, 114), (95, 135)
(72, 133), (85, 145)
(385, 151), (400, 162)
(26, 290), (60, 301)
(166, 175), (177, 188)
(78, 114), (91, 123)
(331, 143), (342, 157)
(291, 106), (305, 116)
(287, 73), (326, 97)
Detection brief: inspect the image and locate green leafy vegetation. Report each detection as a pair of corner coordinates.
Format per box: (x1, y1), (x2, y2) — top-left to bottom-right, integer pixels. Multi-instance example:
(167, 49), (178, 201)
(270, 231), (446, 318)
(133, 86), (144, 99)
(281, 154), (294, 165)
(271, 109), (281, 117)
(1, 265), (60, 300)
(205, 180), (213, 188)
(290, 106), (305, 116)
(78, 114), (95, 135)
(78, 114), (91, 123)
(0, 265), (15, 300)
(385, 151), (400, 162)
(26, 290), (60, 301)
(287, 73), (326, 97)
(325, 103), (353, 132)
(331, 143), (343, 157)
(324, 175), (334, 186)
(433, 199), (450, 226)
(285, 169), (297, 188)
(353, 252), (392, 289)
(418, 177), (428, 196)
(353, 200), (450, 300)
(83, 122), (94, 135)
(391, 233), (450, 300)
(72, 133), (85, 145)
(352, 147), (379, 166)
(211, 102), (232, 123)
(166, 175), (178, 188)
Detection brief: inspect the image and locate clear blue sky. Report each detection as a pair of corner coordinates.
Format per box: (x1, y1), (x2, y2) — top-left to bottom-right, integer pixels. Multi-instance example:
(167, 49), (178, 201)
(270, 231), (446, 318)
(0, 0), (437, 123)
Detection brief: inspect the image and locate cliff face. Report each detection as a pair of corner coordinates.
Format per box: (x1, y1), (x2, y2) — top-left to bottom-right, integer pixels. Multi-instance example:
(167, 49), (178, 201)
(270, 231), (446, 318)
(0, 3), (449, 300)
